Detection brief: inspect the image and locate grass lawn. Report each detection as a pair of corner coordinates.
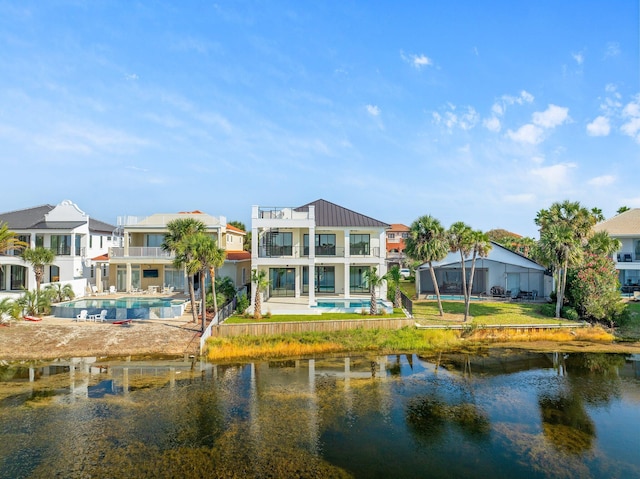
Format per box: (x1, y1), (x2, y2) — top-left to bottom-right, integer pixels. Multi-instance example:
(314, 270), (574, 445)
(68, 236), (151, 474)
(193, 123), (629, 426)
(225, 309), (407, 324)
(619, 300), (640, 340)
(412, 300), (578, 326)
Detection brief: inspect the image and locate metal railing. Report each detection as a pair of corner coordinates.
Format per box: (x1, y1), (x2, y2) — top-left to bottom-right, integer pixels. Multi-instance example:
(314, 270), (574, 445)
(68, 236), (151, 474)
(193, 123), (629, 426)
(400, 291), (413, 316)
(109, 247), (173, 259)
(200, 296), (238, 353)
(258, 207), (310, 220)
(258, 245), (382, 258)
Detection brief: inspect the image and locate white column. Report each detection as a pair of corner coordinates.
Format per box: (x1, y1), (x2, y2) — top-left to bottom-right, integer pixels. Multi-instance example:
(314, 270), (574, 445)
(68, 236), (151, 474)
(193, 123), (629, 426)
(308, 226), (315, 305)
(344, 231), (350, 298)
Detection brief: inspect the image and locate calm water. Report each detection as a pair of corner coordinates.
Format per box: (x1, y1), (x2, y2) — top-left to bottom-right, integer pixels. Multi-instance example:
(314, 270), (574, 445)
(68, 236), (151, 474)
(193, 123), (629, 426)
(0, 351), (639, 478)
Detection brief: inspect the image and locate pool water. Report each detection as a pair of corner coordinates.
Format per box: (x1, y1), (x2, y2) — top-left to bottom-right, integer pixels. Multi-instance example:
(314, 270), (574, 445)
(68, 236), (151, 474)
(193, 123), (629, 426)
(53, 297), (186, 320)
(313, 298), (394, 313)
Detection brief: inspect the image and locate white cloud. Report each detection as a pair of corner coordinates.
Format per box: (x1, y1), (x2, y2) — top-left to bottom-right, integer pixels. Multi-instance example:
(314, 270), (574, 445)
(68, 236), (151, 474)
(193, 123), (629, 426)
(400, 50), (433, 69)
(507, 124), (544, 144)
(502, 90), (534, 106)
(366, 104), (380, 116)
(621, 117), (640, 142)
(503, 193), (536, 204)
(483, 116), (501, 132)
(586, 116), (610, 136)
(530, 163), (576, 190)
(621, 95), (640, 142)
(572, 52), (584, 65)
(491, 103), (504, 116)
(622, 95), (640, 117)
(432, 104), (478, 131)
(532, 104), (569, 128)
(125, 73), (139, 81)
(604, 42), (620, 58)
(587, 175), (615, 187)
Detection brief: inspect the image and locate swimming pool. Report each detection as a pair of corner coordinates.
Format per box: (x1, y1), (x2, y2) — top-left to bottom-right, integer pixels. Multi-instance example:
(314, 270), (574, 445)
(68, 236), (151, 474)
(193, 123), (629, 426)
(53, 297), (187, 320)
(313, 298), (394, 314)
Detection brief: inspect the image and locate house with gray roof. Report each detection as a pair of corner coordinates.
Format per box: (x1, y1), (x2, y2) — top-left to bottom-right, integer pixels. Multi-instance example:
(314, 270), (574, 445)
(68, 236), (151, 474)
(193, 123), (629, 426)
(593, 208), (640, 291)
(416, 241), (552, 300)
(250, 199), (390, 313)
(0, 200), (118, 299)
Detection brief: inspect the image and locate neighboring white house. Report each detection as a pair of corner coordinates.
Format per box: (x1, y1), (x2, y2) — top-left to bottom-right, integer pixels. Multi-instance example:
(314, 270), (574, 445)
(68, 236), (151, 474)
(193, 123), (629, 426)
(593, 208), (640, 292)
(106, 210), (249, 293)
(0, 200), (118, 299)
(250, 199), (390, 312)
(416, 241), (552, 299)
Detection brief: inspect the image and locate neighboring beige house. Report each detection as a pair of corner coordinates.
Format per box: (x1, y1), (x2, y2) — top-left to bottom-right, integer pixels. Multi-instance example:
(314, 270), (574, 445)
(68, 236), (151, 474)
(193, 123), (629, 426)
(251, 199), (389, 312)
(593, 209), (640, 291)
(105, 210), (249, 293)
(0, 200), (117, 299)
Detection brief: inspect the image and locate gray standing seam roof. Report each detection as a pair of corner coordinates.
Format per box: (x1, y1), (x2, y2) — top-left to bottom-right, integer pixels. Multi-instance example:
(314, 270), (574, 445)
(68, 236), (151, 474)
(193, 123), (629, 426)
(0, 204), (116, 232)
(295, 199), (389, 228)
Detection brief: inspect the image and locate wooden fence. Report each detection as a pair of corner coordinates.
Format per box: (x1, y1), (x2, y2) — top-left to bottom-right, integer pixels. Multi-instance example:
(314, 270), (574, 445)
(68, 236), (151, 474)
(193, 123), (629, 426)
(208, 317), (415, 338)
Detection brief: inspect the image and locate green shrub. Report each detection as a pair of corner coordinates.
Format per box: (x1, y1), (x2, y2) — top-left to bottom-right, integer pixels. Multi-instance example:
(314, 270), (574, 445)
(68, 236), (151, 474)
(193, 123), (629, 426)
(539, 303), (556, 317)
(235, 293), (249, 315)
(561, 306), (579, 321)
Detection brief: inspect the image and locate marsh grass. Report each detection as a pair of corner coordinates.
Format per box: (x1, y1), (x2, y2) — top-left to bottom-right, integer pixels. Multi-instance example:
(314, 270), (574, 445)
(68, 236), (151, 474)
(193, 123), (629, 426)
(225, 309), (406, 324)
(466, 325), (614, 343)
(206, 327), (462, 361)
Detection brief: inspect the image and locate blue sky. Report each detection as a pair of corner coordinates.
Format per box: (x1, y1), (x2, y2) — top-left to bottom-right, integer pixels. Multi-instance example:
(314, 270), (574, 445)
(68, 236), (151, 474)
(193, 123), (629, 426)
(1, 1), (638, 237)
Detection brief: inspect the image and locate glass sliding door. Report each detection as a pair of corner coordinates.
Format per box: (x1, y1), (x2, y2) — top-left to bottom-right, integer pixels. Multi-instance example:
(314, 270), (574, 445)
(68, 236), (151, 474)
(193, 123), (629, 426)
(315, 266), (335, 293)
(350, 266), (369, 293)
(269, 268), (295, 297)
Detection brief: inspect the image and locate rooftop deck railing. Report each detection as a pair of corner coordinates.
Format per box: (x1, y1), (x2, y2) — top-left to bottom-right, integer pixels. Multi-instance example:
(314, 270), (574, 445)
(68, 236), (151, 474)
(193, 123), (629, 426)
(258, 207), (311, 220)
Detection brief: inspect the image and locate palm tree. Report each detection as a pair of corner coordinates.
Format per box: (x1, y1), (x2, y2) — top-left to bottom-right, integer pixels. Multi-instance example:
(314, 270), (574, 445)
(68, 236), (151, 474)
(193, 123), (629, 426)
(535, 201), (596, 318)
(404, 215), (449, 316)
(189, 233), (227, 331)
(448, 221), (474, 301)
(387, 265), (402, 308)
(21, 246), (55, 313)
(0, 222), (28, 255)
(363, 266), (386, 315)
(251, 269), (269, 319)
(586, 231), (622, 257)
(44, 283), (75, 303)
(464, 230), (492, 322)
(162, 218), (207, 323)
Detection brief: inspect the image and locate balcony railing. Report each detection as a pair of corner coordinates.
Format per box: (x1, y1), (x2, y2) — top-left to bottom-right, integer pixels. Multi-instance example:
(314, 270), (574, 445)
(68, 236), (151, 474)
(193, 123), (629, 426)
(258, 245), (381, 258)
(109, 247), (174, 259)
(616, 252), (640, 262)
(258, 207), (311, 220)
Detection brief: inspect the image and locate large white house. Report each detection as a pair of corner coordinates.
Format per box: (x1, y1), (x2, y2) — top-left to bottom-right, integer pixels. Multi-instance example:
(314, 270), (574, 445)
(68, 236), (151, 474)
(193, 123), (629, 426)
(593, 208), (640, 292)
(251, 199), (389, 312)
(0, 200), (118, 299)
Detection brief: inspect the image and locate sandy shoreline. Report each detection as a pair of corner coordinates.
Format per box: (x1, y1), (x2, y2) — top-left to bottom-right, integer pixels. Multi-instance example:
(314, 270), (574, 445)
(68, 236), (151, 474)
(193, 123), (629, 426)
(0, 317), (202, 360)
(2, 317), (640, 362)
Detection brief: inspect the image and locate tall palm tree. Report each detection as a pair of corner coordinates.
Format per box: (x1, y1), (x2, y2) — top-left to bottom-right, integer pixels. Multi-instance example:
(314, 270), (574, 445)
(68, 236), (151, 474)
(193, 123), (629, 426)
(162, 218), (207, 323)
(535, 201), (596, 318)
(586, 231), (622, 257)
(387, 265), (402, 308)
(189, 233), (227, 331)
(363, 266), (386, 315)
(464, 230), (492, 322)
(448, 221), (474, 301)
(404, 215), (449, 316)
(251, 269), (269, 319)
(22, 246), (55, 313)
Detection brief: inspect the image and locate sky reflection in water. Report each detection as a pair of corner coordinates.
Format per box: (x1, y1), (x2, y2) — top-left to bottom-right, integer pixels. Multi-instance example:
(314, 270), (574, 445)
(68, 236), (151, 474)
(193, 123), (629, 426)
(0, 351), (638, 479)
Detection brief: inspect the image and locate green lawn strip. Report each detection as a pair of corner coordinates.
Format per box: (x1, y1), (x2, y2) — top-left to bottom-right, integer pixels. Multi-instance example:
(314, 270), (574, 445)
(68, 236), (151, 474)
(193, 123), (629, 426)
(208, 327), (460, 354)
(618, 301), (640, 340)
(224, 309), (407, 324)
(412, 300), (578, 326)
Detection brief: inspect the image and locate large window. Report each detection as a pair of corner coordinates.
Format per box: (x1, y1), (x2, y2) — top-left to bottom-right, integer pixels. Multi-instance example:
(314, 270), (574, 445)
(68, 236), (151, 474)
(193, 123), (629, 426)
(35, 235), (44, 248)
(8, 235), (29, 256)
(11, 265), (26, 290)
(50, 265), (60, 282)
(264, 232), (293, 257)
(303, 234), (336, 256)
(350, 266), (369, 293)
(270, 268), (295, 296)
(51, 235), (72, 255)
(146, 234), (165, 248)
(350, 234), (370, 255)
(315, 266), (335, 293)
(164, 267), (184, 291)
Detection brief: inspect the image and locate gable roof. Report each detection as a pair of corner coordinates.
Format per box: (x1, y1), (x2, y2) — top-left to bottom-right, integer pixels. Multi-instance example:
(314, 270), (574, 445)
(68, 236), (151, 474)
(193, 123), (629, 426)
(593, 209), (640, 236)
(294, 199), (389, 228)
(226, 223), (246, 234)
(418, 241), (546, 271)
(389, 223), (410, 232)
(0, 204), (115, 233)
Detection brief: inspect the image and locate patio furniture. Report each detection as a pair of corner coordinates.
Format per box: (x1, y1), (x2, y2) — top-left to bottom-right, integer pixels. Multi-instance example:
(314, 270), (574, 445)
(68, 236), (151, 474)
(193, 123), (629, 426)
(623, 253), (633, 262)
(109, 286), (117, 294)
(89, 310), (108, 322)
(74, 310), (88, 322)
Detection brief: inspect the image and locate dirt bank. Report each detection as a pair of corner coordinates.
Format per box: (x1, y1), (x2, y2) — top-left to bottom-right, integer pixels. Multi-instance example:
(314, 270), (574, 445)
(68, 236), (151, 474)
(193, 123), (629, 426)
(0, 318), (202, 360)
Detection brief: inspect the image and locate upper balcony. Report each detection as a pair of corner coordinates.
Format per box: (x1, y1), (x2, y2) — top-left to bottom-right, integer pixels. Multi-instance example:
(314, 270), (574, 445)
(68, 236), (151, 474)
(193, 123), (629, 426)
(616, 252), (640, 263)
(109, 247), (173, 260)
(252, 205), (315, 229)
(257, 245), (381, 258)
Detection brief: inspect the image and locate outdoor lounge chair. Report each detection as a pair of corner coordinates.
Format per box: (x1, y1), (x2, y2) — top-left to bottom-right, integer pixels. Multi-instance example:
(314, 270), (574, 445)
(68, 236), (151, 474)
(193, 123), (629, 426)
(89, 309), (108, 322)
(74, 310), (88, 322)
(634, 291), (640, 302)
(109, 285), (117, 294)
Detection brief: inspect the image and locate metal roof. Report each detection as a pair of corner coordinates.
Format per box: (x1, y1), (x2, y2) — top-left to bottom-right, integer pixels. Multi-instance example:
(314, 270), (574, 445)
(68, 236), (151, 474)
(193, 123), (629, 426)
(294, 199), (389, 228)
(0, 204), (115, 233)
